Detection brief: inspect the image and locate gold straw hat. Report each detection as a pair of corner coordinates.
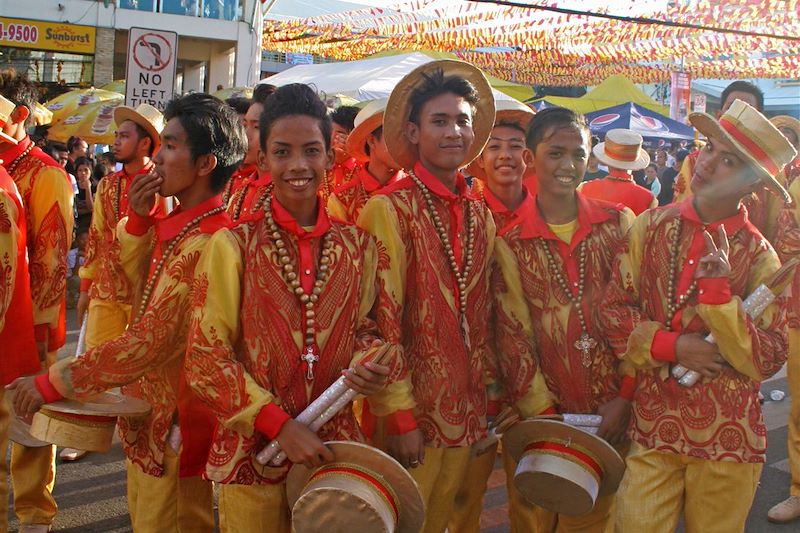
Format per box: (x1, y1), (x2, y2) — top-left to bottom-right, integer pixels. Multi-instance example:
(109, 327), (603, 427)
(113, 103), (164, 151)
(689, 99), (796, 202)
(383, 59), (496, 170)
(346, 98), (389, 164)
(592, 129), (650, 171)
(287, 442), (424, 533)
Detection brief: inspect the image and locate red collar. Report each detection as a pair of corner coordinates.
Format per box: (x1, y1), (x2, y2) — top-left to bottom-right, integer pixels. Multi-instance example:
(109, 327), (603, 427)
(120, 160), (154, 182)
(233, 163), (257, 180)
(679, 198), (748, 235)
(271, 194), (331, 239)
(413, 161), (469, 201)
(519, 191), (612, 247)
(356, 166), (383, 194)
(157, 195), (225, 242)
(607, 169), (634, 182)
(0, 136), (32, 166)
(483, 185), (531, 216)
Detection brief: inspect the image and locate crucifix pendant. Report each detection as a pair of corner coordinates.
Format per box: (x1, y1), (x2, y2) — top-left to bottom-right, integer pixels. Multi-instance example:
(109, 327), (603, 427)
(300, 345), (319, 381)
(574, 332), (597, 368)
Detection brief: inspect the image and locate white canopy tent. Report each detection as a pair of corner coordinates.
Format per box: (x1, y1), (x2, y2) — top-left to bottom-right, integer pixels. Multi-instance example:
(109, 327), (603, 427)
(260, 52), (519, 102)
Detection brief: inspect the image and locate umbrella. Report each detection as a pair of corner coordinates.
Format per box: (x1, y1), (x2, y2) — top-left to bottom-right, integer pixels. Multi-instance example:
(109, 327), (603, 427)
(212, 87), (253, 100)
(584, 102), (695, 141)
(45, 88), (123, 130)
(47, 95), (124, 144)
(33, 103), (52, 126)
(100, 80), (126, 94)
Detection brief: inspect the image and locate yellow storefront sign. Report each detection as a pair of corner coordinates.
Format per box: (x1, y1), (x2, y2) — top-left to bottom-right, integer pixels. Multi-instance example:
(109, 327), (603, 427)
(0, 17), (95, 55)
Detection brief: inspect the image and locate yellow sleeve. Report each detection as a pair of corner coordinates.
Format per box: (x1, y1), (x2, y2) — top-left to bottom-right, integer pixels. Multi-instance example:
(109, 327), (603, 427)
(184, 227), (277, 438)
(116, 217), (155, 296)
(695, 247), (786, 381)
(78, 178), (108, 287)
(326, 193), (348, 223)
(493, 237), (553, 417)
(356, 195), (415, 416)
(28, 166), (73, 330)
(0, 190), (20, 329)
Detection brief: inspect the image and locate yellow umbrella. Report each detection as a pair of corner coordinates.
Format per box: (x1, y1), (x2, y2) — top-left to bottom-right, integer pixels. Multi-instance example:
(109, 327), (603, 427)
(33, 103), (53, 126)
(100, 80), (126, 94)
(212, 87), (253, 100)
(47, 95), (124, 145)
(45, 88), (123, 130)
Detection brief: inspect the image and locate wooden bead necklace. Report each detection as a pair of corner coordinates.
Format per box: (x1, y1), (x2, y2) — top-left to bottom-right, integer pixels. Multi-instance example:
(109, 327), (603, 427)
(262, 192), (334, 381)
(6, 142), (34, 175)
(538, 238), (596, 367)
(664, 216), (697, 331)
(408, 169), (476, 349)
(133, 205), (226, 322)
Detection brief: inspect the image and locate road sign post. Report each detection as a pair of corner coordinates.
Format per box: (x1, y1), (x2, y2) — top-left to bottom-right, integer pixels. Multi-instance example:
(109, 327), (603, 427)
(125, 27), (178, 112)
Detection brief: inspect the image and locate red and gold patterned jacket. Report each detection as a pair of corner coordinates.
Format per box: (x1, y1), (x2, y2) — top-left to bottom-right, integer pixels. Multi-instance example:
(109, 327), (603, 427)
(79, 161), (167, 304)
(0, 165), (38, 384)
(493, 192), (635, 415)
(43, 195), (228, 477)
(327, 166), (404, 223)
(321, 157), (360, 205)
(1, 137), (73, 352)
(772, 158), (800, 262)
(226, 172), (272, 222)
(357, 161), (496, 447)
(600, 200), (787, 463)
(222, 163), (258, 207)
(186, 196), (391, 484)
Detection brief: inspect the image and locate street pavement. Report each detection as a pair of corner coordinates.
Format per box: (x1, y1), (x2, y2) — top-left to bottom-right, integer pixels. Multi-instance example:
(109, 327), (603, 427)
(5, 311), (799, 532)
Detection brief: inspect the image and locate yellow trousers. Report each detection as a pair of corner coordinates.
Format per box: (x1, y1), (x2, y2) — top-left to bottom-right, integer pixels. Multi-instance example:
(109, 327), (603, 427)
(787, 328), (800, 496)
(85, 299), (131, 349)
(126, 445), (214, 533)
(10, 350), (58, 526)
(217, 483), (291, 533)
(615, 442), (762, 533)
(409, 445), (471, 533)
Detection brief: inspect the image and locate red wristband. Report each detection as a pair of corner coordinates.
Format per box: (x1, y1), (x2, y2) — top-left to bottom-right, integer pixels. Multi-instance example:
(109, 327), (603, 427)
(254, 402), (292, 440)
(386, 409), (417, 435)
(697, 277), (732, 305)
(618, 375), (637, 401)
(34, 373), (64, 403)
(125, 210), (155, 236)
(539, 406), (558, 416)
(651, 330), (679, 363)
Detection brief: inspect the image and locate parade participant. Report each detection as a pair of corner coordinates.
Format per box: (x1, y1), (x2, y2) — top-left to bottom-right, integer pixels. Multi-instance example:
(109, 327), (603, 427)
(225, 84), (276, 221)
(8, 92), (247, 532)
(327, 98), (404, 222)
(600, 100), (794, 532)
(0, 68), (73, 533)
(583, 136), (607, 181)
(184, 83), (392, 532)
(65, 135), (88, 176)
(767, 114), (800, 524)
(448, 98), (544, 533)
(672, 80), (764, 203)
(76, 104), (165, 349)
(579, 129), (657, 215)
(321, 104), (361, 201)
(488, 106), (635, 532)
(357, 60), (506, 533)
(0, 94), (40, 533)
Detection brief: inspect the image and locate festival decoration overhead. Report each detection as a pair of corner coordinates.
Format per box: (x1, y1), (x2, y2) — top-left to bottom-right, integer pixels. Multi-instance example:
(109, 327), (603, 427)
(261, 0), (800, 86)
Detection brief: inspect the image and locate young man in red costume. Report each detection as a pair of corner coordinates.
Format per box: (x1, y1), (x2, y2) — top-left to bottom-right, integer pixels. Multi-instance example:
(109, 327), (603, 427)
(9, 93), (247, 532)
(185, 83), (391, 532)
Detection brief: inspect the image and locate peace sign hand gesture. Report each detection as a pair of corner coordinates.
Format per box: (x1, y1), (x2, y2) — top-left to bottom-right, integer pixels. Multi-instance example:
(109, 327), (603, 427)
(695, 225), (731, 279)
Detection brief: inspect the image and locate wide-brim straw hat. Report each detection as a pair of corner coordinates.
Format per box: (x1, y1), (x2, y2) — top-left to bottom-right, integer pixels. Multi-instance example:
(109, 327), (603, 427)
(4, 391), (50, 447)
(690, 100), (795, 203)
(504, 420), (625, 517)
(593, 128), (650, 171)
(466, 99), (536, 181)
(0, 94), (19, 145)
(771, 115), (800, 148)
(113, 103), (164, 151)
(30, 392), (150, 452)
(384, 59), (495, 170)
(346, 98), (389, 164)
(287, 441), (424, 533)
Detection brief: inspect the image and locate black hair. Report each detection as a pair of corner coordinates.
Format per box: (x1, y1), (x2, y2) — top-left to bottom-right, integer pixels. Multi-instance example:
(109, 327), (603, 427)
(720, 81), (764, 112)
(163, 93), (247, 193)
(591, 135), (600, 148)
(225, 96), (252, 116)
(259, 83), (332, 152)
(364, 125), (383, 157)
(43, 142), (63, 162)
(330, 105), (359, 131)
(252, 84), (277, 105)
(67, 136), (86, 153)
(0, 68), (39, 129)
(646, 162), (658, 171)
(494, 119), (526, 135)
(73, 156), (93, 171)
(525, 107), (589, 151)
(408, 68), (479, 126)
